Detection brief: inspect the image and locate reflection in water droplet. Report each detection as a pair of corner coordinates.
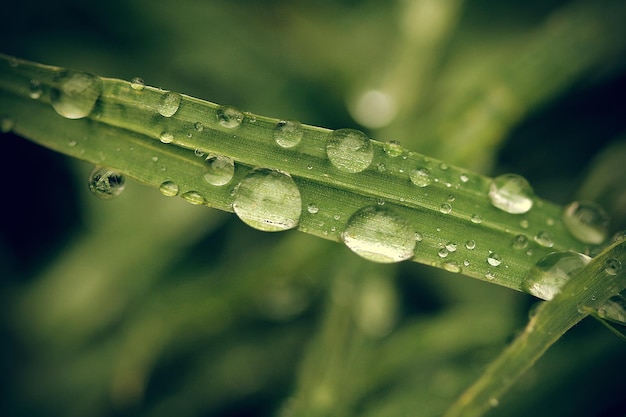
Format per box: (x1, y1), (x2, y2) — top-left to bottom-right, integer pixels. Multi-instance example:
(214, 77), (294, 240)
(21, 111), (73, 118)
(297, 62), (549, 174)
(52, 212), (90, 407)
(88, 166), (125, 199)
(534, 231), (554, 248)
(217, 105), (244, 128)
(157, 92), (181, 117)
(342, 206), (416, 263)
(562, 201), (610, 245)
(29, 79), (43, 99)
(488, 174), (534, 214)
(130, 77), (145, 91)
(233, 168), (302, 232)
(159, 181), (179, 197)
(409, 167), (431, 187)
(274, 120), (303, 148)
(159, 131), (174, 144)
(487, 252), (502, 267)
(50, 70), (102, 119)
(181, 191), (206, 205)
(604, 258), (622, 276)
(522, 251), (591, 300)
(203, 154), (235, 186)
(326, 129), (373, 173)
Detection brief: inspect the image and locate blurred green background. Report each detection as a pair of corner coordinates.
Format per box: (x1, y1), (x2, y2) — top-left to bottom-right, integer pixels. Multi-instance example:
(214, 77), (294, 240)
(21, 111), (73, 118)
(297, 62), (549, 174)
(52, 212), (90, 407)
(1, 1), (626, 416)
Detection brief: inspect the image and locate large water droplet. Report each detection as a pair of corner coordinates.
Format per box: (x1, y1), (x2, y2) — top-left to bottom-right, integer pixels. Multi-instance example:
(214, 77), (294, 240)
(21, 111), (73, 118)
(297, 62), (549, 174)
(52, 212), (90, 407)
(488, 174), (534, 214)
(88, 166), (125, 199)
(159, 181), (179, 197)
(233, 168), (302, 232)
(522, 251), (591, 300)
(29, 79), (43, 99)
(50, 70), (102, 119)
(217, 105), (244, 128)
(157, 92), (181, 117)
(409, 167), (431, 187)
(203, 154), (235, 186)
(562, 201), (610, 245)
(341, 206), (416, 263)
(274, 120), (303, 148)
(326, 128), (373, 173)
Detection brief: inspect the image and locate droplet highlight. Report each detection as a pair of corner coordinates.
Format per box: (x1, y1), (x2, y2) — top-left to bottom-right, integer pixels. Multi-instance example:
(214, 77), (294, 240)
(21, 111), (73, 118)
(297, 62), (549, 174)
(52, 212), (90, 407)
(274, 120), (303, 148)
(562, 201), (610, 245)
(50, 70), (102, 119)
(341, 206), (416, 263)
(522, 251), (591, 300)
(326, 128), (373, 173)
(88, 166), (125, 200)
(488, 174), (534, 214)
(233, 168), (302, 232)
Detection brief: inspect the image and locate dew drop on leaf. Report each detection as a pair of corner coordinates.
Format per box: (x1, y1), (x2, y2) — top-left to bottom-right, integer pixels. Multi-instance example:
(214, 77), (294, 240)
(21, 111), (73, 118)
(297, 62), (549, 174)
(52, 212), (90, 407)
(534, 231), (554, 248)
(159, 131), (174, 144)
(487, 252), (502, 267)
(181, 191), (206, 205)
(130, 77), (145, 91)
(409, 167), (431, 187)
(233, 168), (302, 232)
(488, 173), (534, 214)
(604, 258), (622, 276)
(29, 79), (43, 99)
(88, 166), (125, 200)
(326, 128), (373, 173)
(307, 203), (319, 214)
(159, 181), (179, 197)
(274, 120), (303, 148)
(50, 70), (102, 119)
(522, 251), (591, 300)
(465, 240), (476, 250)
(439, 203), (452, 214)
(157, 92), (181, 117)
(217, 105), (244, 128)
(512, 234), (529, 249)
(562, 201), (610, 245)
(203, 154), (235, 186)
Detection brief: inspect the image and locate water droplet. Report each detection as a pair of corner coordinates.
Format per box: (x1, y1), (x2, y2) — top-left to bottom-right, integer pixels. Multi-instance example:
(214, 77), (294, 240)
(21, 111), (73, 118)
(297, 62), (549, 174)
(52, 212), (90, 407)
(181, 191), (206, 205)
(415, 232), (423, 242)
(604, 258), (622, 276)
(465, 240), (476, 250)
(562, 201), (610, 245)
(341, 206), (416, 263)
(377, 163), (386, 172)
(326, 128), (373, 173)
(383, 140), (403, 157)
(534, 231), (554, 248)
(440, 203), (452, 214)
(274, 120), (303, 148)
(512, 234), (529, 249)
(438, 248), (449, 258)
(488, 174), (534, 214)
(0, 116), (14, 133)
(130, 77), (145, 91)
(159, 181), (179, 197)
(522, 251), (591, 300)
(159, 131), (174, 144)
(88, 166), (125, 199)
(233, 168), (302, 232)
(485, 272), (495, 280)
(157, 92), (181, 117)
(447, 194), (456, 202)
(487, 252), (502, 267)
(194, 122), (204, 132)
(29, 79), (43, 99)
(194, 149), (205, 157)
(409, 167), (431, 187)
(203, 154), (235, 186)
(445, 242), (457, 252)
(67, 140), (77, 147)
(151, 156), (159, 162)
(463, 259), (470, 266)
(307, 203), (319, 214)
(520, 219), (530, 229)
(50, 70), (102, 119)
(471, 214), (482, 224)
(443, 261), (461, 273)
(440, 163), (448, 170)
(217, 105), (244, 128)
(460, 173), (469, 183)
(597, 295), (626, 324)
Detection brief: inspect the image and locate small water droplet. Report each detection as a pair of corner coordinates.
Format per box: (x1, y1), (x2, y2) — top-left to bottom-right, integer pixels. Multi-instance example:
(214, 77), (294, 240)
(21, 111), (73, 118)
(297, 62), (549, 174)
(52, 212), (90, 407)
(377, 163), (386, 172)
(487, 252), (502, 267)
(29, 79), (43, 99)
(485, 272), (495, 280)
(274, 120), (303, 148)
(326, 128), (373, 173)
(159, 181), (179, 197)
(159, 131), (174, 144)
(512, 234), (529, 249)
(488, 174), (534, 214)
(460, 173), (469, 183)
(50, 70), (102, 119)
(233, 168), (302, 232)
(409, 167), (431, 187)
(438, 248), (449, 258)
(604, 258), (621, 276)
(0, 116), (15, 133)
(307, 203), (319, 214)
(181, 191), (206, 205)
(522, 251), (591, 300)
(520, 219), (530, 229)
(151, 156), (159, 162)
(562, 201), (610, 245)
(383, 140), (403, 157)
(341, 206), (416, 263)
(440, 163), (448, 170)
(67, 139), (77, 147)
(534, 231), (554, 248)
(130, 77), (145, 91)
(445, 242), (457, 252)
(443, 261), (461, 273)
(217, 105), (244, 128)
(471, 214), (482, 224)
(463, 259), (470, 266)
(447, 194), (456, 202)
(440, 203), (452, 214)
(88, 166), (125, 199)
(415, 232), (423, 242)
(203, 154), (235, 186)
(194, 122), (204, 132)
(334, 214), (341, 221)
(194, 149), (205, 157)
(157, 92), (181, 117)
(465, 240), (476, 250)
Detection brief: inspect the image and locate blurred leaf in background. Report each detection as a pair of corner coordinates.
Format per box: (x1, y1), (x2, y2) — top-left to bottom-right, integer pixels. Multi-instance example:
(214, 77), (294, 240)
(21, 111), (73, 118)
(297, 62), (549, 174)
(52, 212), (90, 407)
(1, 1), (626, 417)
